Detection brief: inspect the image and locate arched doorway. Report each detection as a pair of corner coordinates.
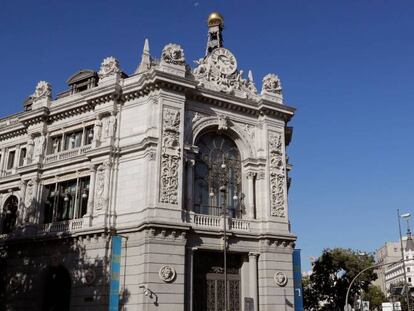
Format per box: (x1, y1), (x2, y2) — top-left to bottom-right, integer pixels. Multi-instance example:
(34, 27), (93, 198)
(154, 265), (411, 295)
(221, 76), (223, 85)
(42, 263), (71, 311)
(1, 195), (18, 234)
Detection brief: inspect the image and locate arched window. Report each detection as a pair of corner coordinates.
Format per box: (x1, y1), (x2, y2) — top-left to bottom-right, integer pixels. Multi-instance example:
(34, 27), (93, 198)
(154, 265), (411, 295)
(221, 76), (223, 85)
(194, 132), (242, 218)
(1, 195), (18, 234)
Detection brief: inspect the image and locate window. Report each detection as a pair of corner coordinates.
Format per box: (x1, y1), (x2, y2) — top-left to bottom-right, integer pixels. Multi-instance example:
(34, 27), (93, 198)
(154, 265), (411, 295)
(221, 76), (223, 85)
(408, 267), (411, 272)
(49, 136), (62, 154)
(19, 148), (26, 166)
(7, 151), (15, 170)
(409, 277), (412, 283)
(64, 130), (82, 150)
(43, 176), (90, 223)
(84, 126), (94, 145)
(1, 195), (18, 234)
(48, 125), (94, 155)
(194, 133), (242, 218)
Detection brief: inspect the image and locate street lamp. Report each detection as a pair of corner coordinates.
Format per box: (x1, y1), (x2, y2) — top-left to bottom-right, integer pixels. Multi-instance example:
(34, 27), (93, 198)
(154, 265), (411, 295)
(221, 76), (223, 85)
(398, 209), (411, 311)
(219, 161), (229, 311)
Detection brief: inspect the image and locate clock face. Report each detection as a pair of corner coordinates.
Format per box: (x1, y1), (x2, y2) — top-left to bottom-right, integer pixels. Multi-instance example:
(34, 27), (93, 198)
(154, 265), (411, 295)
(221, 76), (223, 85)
(210, 48), (237, 75)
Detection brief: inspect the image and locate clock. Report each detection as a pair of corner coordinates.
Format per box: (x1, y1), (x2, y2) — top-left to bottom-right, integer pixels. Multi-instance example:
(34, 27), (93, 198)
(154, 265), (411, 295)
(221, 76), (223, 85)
(210, 48), (237, 75)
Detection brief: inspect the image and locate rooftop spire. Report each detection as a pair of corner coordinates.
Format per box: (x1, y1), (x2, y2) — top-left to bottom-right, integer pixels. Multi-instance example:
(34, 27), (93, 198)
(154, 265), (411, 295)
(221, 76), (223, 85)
(406, 228), (414, 252)
(135, 38), (152, 74)
(205, 12), (224, 56)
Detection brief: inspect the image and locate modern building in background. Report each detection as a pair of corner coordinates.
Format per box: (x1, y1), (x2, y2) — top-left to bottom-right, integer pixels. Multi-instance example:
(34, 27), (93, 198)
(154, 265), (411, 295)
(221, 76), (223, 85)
(375, 234), (414, 295)
(0, 13), (297, 310)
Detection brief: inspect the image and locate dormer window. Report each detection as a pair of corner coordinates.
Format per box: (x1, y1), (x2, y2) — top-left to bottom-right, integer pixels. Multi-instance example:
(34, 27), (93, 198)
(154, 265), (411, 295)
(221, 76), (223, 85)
(66, 70), (98, 95)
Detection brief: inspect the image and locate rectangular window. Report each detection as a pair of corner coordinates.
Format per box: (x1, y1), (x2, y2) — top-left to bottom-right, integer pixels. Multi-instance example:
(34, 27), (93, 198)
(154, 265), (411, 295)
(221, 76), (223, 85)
(49, 136), (62, 154)
(408, 267), (411, 272)
(84, 126), (94, 145)
(19, 148), (26, 166)
(43, 176), (90, 223)
(7, 150), (15, 169)
(64, 130), (82, 150)
(409, 277), (412, 283)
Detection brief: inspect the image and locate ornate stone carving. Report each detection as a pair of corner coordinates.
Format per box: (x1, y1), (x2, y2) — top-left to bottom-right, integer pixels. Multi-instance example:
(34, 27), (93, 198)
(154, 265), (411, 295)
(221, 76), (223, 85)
(160, 108), (180, 204)
(33, 81), (52, 100)
(274, 272), (288, 287)
(103, 113), (117, 139)
(161, 43), (185, 65)
(269, 133), (285, 217)
(93, 117), (103, 146)
(217, 114), (229, 131)
(159, 265), (176, 283)
(98, 56), (121, 79)
(33, 135), (46, 157)
(262, 74), (282, 95)
(193, 48), (257, 98)
(24, 180), (33, 208)
(94, 164), (106, 210)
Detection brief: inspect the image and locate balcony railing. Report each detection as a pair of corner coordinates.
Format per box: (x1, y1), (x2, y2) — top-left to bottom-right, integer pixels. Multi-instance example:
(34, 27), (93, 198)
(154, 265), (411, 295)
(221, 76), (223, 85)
(192, 205), (250, 231)
(44, 145), (92, 164)
(38, 218), (84, 233)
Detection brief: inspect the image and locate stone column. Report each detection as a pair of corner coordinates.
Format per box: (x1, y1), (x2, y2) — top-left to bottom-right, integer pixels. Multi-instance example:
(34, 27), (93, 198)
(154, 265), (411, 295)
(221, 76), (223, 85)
(30, 178), (40, 223)
(188, 247), (198, 311)
(0, 148), (5, 176)
(249, 252), (259, 311)
(84, 164), (96, 226)
(103, 160), (112, 211)
(25, 137), (34, 165)
(186, 159), (195, 211)
(247, 172), (256, 219)
(18, 180), (27, 225)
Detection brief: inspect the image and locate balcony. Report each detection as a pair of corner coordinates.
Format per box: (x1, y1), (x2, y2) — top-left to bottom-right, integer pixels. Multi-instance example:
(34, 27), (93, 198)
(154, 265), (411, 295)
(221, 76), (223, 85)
(38, 218), (84, 233)
(192, 205), (251, 232)
(44, 145), (92, 164)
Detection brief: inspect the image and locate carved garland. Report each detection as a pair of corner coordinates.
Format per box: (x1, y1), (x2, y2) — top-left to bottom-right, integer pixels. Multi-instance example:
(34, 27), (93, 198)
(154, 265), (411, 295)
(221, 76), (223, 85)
(160, 108), (181, 204)
(269, 132), (286, 217)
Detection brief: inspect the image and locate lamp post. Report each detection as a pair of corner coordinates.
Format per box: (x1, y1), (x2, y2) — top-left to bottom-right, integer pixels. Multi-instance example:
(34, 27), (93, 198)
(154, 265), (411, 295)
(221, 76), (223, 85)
(398, 209), (411, 311)
(345, 259), (403, 311)
(219, 162), (228, 311)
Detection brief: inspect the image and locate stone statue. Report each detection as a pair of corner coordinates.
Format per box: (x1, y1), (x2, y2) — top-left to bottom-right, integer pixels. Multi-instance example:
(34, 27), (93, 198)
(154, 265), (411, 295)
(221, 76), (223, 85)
(33, 81), (52, 100)
(262, 73), (282, 95)
(161, 44), (185, 65)
(98, 56), (121, 79)
(34, 135), (45, 157)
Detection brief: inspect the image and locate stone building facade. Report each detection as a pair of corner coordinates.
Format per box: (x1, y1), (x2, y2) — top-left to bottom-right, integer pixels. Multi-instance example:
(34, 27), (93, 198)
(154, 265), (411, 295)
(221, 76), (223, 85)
(0, 13), (296, 311)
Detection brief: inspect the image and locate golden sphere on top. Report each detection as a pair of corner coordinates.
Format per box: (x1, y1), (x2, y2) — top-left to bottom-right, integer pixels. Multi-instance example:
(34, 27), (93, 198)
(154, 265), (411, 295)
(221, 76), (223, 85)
(207, 12), (224, 27)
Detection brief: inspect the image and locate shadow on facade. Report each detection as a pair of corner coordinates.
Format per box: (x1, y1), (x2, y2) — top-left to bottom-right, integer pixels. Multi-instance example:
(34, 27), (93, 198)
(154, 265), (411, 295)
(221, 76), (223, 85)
(0, 227), (129, 311)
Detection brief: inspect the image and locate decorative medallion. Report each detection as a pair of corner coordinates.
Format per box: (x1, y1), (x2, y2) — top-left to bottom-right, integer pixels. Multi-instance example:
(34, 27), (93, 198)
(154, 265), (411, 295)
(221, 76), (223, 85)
(274, 271), (288, 287)
(159, 265), (176, 283)
(82, 268), (96, 286)
(210, 48), (237, 75)
(161, 43), (185, 66)
(98, 56), (121, 79)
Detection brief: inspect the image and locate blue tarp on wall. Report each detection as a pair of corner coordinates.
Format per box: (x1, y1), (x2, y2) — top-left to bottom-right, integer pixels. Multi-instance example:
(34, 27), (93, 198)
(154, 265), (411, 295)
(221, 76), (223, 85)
(109, 235), (122, 311)
(293, 249), (304, 311)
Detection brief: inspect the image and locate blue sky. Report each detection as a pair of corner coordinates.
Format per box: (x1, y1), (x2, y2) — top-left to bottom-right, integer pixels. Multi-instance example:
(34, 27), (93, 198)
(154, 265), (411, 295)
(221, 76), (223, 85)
(1, 1), (414, 271)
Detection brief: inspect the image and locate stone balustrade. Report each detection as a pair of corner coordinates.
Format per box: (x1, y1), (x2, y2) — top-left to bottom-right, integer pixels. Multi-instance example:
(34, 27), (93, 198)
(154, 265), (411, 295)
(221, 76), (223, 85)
(192, 213), (251, 232)
(44, 145), (92, 164)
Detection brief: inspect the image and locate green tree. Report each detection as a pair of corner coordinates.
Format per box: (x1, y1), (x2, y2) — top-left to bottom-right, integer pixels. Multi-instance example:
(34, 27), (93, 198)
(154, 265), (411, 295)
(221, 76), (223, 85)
(362, 285), (386, 311)
(304, 248), (377, 311)
(302, 274), (319, 311)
